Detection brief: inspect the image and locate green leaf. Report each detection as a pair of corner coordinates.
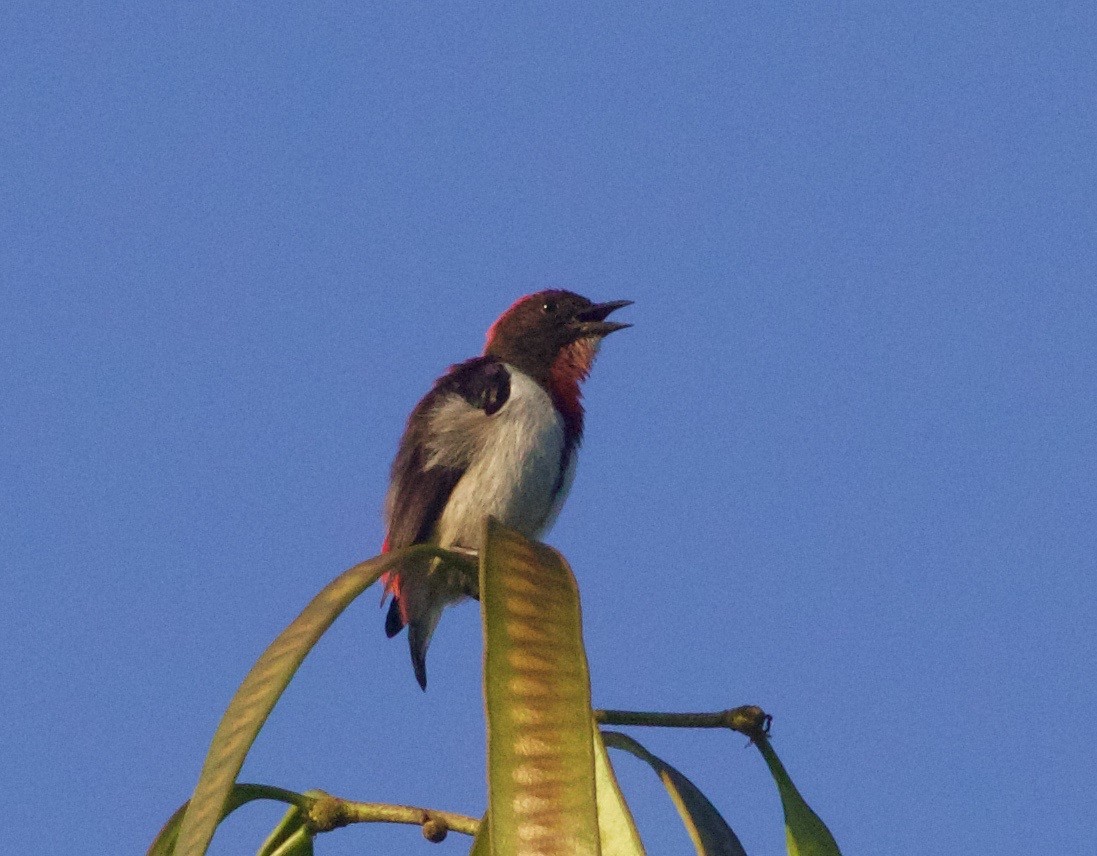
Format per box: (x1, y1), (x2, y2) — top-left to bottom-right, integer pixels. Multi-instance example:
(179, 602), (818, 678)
(264, 824), (314, 856)
(170, 545), (474, 856)
(147, 783), (310, 856)
(754, 737), (842, 856)
(592, 726), (646, 855)
(256, 804), (307, 856)
(480, 517), (601, 856)
(472, 743), (644, 856)
(602, 731), (746, 856)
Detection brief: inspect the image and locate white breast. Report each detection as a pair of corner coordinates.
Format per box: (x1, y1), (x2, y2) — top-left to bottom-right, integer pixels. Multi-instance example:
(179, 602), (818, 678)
(432, 366), (569, 549)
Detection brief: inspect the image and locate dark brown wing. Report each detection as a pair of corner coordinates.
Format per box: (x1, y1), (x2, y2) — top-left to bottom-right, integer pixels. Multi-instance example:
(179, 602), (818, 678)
(384, 356), (511, 549)
(382, 356), (511, 641)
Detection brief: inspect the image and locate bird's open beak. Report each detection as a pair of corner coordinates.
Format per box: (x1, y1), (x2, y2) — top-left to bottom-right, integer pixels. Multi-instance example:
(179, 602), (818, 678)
(572, 299), (633, 337)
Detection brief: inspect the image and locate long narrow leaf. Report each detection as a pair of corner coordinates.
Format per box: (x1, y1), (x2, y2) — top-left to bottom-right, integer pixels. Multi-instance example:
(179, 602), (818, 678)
(602, 731), (746, 856)
(592, 726), (646, 855)
(480, 517), (600, 856)
(171, 545), (472, 856)
(265, 824), (314, 856)
(256, 804), (308, 856)
(147, 783), (309, 856)
(754, 738), (841, 856)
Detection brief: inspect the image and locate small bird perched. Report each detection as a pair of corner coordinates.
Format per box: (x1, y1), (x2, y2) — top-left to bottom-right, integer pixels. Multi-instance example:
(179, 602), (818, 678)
(381, 290), (631, 689)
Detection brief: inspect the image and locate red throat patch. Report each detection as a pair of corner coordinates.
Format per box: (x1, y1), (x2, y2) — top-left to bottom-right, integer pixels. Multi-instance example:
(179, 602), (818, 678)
(549, 338), (596, 439)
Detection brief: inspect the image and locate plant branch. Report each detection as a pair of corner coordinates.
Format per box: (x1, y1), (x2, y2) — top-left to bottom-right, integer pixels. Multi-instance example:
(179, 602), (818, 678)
(595, 705), (771, 741)
(306, 792), (481, 842)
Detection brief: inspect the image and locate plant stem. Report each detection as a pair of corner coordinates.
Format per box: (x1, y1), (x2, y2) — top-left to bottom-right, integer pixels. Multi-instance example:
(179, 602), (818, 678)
(307, 793), (481, 839)
(594, 705), (771, 740)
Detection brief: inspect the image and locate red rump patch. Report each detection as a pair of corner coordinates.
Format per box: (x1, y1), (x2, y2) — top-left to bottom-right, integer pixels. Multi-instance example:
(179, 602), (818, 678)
(380, 535), (399, 599)
(379, 537), (412, 625)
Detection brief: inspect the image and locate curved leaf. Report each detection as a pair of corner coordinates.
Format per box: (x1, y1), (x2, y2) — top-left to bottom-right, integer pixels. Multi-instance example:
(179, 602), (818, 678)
(265, 824), (314, 856)
(602, 731), (746, 856)
(754, 737), (841, 856)
(147, 783), (309, 856)
(480, 517), (600, 856)
(171, 545), (474, 856)
(256, 803), (308, 856)
(592, 726), (646, 855)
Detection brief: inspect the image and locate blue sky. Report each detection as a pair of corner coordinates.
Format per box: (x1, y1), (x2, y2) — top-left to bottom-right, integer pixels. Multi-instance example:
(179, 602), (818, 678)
(3, 2), (1095, 854)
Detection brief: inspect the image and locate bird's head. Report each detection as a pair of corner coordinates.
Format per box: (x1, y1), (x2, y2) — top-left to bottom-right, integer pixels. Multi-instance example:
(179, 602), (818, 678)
(484, 290), (632, 385)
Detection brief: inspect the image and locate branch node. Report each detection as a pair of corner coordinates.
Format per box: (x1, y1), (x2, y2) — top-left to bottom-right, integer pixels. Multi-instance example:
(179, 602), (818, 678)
(308, 795), (349, 832)
(723, 705), (772, 743)
(422, 815), (449, 843)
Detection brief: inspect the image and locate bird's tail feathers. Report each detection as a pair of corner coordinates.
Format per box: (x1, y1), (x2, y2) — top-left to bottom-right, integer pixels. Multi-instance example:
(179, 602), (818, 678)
(384, 596), (405, 637)
(382, 557), (456, 690)
(407, 606), (444, 690)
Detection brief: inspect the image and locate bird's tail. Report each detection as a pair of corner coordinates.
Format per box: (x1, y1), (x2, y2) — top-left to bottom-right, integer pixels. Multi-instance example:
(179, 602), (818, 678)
(406, 607), (444, 690)
(381, 537), (407, 638)
(381, 553), (455, 690)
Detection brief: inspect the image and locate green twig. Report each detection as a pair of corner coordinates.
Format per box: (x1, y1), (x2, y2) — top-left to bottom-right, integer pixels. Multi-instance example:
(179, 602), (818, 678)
(307, 793), (481, 840)
(594, 705), (771, 741)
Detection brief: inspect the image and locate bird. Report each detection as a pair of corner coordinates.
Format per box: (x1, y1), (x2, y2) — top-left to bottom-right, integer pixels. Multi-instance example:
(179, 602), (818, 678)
(380, 290), (631, 689)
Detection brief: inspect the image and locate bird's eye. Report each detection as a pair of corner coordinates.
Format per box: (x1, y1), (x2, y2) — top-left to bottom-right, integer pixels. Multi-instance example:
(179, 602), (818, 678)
(541, 300), (557, 313)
